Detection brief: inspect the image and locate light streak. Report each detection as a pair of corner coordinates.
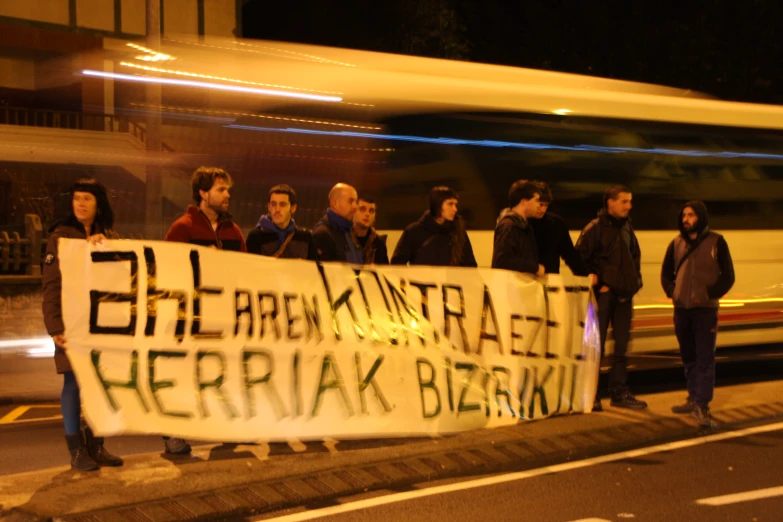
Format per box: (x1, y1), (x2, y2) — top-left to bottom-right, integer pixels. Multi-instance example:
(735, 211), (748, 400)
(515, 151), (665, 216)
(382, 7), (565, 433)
(223, 124), (783, 161)
(82, 70), (342, 103)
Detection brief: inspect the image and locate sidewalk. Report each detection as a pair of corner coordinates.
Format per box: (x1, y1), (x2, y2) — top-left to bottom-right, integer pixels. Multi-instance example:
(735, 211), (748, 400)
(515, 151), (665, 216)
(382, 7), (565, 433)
(1, 380), (781, 522)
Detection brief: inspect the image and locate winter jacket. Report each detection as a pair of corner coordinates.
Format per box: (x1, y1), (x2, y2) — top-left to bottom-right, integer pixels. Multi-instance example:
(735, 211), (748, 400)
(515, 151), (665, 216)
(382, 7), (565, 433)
(246, 215), (317, 260)
(312, 209), (363, 264)
(42, 218), (118, 374)
(575, 209), (642, 298)
(353, 228), (389, 265)
(165, 205), (247, 252)
(492, 208), (539, 275)
(660, 201), (735, 309)
(390, 211), (477, 267)
(530, 212), (587, 275)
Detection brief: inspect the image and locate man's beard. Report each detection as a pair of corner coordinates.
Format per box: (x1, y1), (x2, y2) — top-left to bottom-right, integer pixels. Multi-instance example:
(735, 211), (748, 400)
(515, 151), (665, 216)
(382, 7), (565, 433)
(209, 198), (228, 215)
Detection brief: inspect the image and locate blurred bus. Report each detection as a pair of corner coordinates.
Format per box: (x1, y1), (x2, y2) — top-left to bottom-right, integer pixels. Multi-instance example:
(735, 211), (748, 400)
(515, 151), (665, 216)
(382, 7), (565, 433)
(1, 35), (781, 354)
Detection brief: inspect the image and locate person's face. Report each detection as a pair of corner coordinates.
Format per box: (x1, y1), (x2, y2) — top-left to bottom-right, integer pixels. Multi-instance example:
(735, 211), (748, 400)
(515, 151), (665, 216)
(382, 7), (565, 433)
(682, 207), (699, 232)
(523, 193), (541, 219)
(354, 200), (376, 229)
(536, 201), (550, 219)
(440, 198), (459, 221)
(72, 191), (97, 223)
(268, 193), (296, 228)
(201, 178), (231, 213)
(334, 188), (358, 221)
(607, 192), (633, 219)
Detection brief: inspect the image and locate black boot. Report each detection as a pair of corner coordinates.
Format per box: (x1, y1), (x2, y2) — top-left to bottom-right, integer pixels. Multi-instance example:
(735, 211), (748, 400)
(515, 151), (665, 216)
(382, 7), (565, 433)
(65, 433), (99, 472)
(85, 427), (124, 467)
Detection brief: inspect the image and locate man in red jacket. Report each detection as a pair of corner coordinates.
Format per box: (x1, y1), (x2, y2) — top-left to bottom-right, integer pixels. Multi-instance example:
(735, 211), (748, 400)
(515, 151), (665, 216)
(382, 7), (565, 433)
(165, 167), (247, 252)
(161, 167), (246, 455)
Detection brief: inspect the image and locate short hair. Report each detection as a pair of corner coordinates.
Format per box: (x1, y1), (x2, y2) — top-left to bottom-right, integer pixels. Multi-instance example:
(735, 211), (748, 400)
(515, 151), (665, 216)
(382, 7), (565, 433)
(268, 184), (297, 206)
(358, 196), (376, 205)
(192, 167), (232, 204)
(534, 181), (553, 203)
(508, 179), (541, 208)
(429, 186), (459, 217)
(603, 185), (631, 208)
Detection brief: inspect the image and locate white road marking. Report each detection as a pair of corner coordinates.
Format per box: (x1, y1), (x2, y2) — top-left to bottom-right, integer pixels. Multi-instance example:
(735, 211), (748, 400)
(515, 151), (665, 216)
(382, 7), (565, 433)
(696, 485), (783, 506)
(257, 421), (783, 522)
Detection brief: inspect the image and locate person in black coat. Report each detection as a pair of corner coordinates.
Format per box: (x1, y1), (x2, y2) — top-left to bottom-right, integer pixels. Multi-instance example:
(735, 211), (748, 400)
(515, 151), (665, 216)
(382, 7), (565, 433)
(391, 186), (477, 267)
(42, 178), (124, 472)
(246, 184), (318, 260)
(312, 183), (363, 263)
(576, 185), (646, 412)
(492, 179), (544, 276)
(352, 196), (389, 264)
(529, 181), (587, 276)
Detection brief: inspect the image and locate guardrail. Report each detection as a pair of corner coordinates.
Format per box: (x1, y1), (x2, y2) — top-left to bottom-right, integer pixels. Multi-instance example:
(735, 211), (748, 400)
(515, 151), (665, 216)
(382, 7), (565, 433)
(0, 106), (147, 144)
(0, 215), (43, 277)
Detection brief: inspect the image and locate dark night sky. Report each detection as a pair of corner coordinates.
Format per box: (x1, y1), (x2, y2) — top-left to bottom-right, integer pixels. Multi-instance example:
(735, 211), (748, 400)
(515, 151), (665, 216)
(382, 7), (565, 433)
(242, 1), (783, 105)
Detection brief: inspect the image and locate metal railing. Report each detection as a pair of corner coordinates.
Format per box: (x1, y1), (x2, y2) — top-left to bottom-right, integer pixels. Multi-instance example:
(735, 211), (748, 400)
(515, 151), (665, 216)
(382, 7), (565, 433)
(0, 215), (43, 277)
(0, 106), (148, 144)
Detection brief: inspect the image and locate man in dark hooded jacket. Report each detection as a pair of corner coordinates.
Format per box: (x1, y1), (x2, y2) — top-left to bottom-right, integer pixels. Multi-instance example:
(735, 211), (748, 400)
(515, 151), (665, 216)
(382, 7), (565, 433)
(576, 185), (646, 411)
(492, 179), (544, 276)
(352, 197), (389, 264)
(661, 200), (734, 427)
(246, 184), (317, 260)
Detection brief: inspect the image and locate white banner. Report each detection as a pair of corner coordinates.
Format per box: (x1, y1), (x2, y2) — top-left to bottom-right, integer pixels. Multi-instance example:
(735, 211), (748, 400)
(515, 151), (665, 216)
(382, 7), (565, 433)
(59, 239), (600, 441)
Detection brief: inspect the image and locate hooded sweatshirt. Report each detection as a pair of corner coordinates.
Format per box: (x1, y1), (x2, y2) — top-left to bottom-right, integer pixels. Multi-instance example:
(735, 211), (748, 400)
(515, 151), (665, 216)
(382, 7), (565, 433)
(660, 200), (735, 308)
(390, 211), (477, 267)
(491, 208), (540, 275)
(246, 215), (317, 260)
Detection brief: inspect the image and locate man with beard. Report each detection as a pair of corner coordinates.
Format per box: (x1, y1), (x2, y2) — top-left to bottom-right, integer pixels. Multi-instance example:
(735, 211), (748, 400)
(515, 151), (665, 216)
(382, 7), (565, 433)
(165, 167), (246, 252)
(352, 197), (389, 264)
(576, 185), (646, 411)
(246, 184), (317, 260)
(391, 186), (477, 267)
(313, 183), (362, 263)
(661, 201), (734, 427)
(162, 166), (246, 455)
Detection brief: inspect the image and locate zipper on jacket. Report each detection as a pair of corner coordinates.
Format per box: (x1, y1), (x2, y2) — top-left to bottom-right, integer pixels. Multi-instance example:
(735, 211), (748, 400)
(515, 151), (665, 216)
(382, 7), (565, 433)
(198, 209), (223, 249)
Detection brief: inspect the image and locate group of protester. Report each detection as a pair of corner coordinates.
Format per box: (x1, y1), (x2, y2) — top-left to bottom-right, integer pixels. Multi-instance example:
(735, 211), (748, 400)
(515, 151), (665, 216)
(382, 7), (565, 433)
(41, 167), (735, 471)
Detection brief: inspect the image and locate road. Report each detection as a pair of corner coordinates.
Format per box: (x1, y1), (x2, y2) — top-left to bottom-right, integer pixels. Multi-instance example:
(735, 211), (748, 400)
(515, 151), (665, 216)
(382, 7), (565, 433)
(2, 351), (782, 476)
(256, 422), (783, 522)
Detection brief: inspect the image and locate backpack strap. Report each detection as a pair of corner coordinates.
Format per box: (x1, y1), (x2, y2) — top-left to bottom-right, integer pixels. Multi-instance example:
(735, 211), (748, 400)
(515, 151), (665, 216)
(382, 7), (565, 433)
(272, 231), (296, 258)
(674, 234), (708, 276)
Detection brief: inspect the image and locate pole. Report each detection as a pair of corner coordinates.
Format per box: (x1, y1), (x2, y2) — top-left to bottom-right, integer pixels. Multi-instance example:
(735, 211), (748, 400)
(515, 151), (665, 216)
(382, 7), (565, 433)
(145, 0), (164, 239)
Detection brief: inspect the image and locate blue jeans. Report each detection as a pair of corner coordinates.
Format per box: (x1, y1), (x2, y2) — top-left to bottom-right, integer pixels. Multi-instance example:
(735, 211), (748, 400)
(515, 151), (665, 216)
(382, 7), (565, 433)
(61, 371), (81, 435)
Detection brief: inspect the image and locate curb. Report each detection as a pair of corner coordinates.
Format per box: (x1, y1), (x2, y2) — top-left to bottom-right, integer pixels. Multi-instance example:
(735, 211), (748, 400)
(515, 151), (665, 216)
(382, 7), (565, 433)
(7, 401), (781, 522)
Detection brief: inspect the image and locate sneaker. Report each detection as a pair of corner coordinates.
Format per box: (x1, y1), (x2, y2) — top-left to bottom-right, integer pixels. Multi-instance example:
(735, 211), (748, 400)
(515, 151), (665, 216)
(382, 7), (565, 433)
(610, 388), (648, 410)
(593, 396), (603, 412)
(164, 437), (192, 455)
(692, 405), (716, 428)
(671, 397), (696, 414)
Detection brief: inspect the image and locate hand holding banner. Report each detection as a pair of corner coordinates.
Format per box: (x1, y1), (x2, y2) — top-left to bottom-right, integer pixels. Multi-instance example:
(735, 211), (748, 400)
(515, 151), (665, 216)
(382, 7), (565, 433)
(60, 239), (600, 441)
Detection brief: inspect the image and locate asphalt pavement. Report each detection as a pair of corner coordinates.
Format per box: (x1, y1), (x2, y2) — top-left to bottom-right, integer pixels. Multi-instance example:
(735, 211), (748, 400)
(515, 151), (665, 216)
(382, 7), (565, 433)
(270, 423), (783, 522)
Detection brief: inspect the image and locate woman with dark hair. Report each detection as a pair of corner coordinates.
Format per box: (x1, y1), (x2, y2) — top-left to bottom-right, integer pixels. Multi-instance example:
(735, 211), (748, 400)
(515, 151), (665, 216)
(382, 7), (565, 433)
(390, 186), (477, 267)
(42, 178), (124, 471)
